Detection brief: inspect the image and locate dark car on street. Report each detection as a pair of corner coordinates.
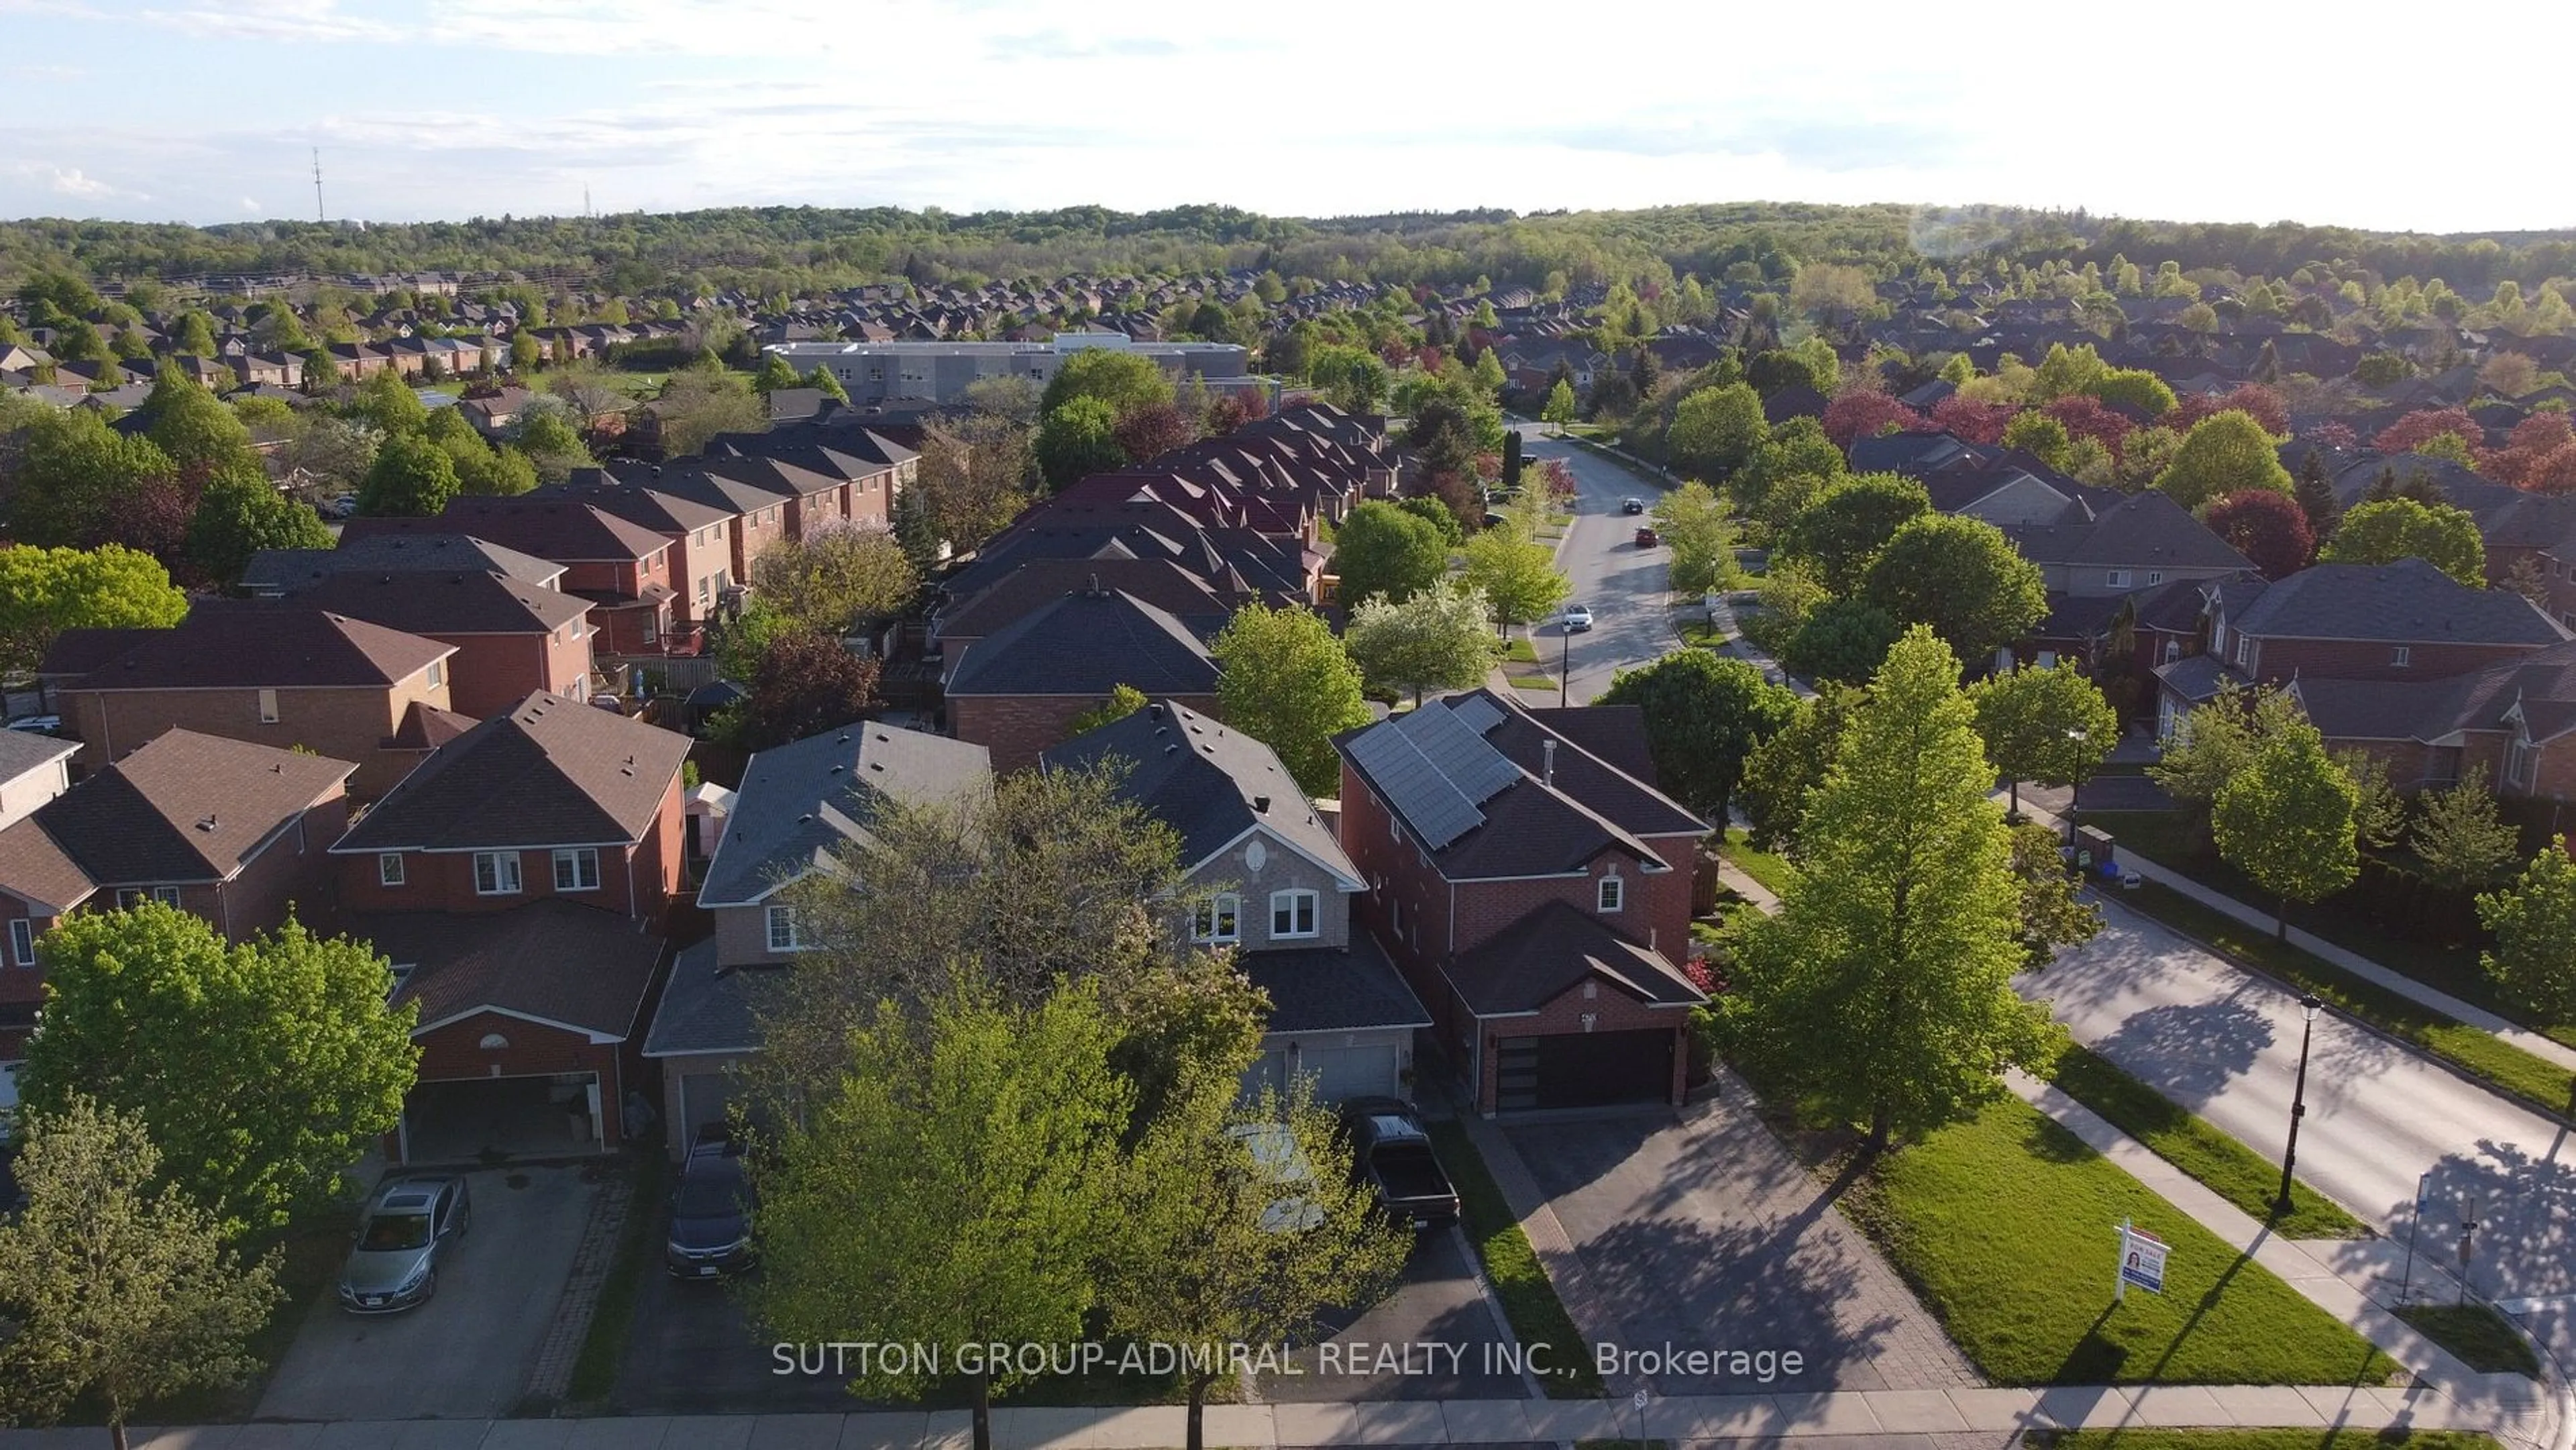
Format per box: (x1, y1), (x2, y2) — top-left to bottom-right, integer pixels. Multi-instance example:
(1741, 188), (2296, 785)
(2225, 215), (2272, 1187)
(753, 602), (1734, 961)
(666, 1135), (755, 1278)
(1621, 497), (1646, 515)
(1336, 1096), (1459, 1229)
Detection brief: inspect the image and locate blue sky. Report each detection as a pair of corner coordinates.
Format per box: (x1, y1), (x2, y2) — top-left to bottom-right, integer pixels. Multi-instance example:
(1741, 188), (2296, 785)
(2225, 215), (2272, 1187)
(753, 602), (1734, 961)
(3, 0), (2568, 235)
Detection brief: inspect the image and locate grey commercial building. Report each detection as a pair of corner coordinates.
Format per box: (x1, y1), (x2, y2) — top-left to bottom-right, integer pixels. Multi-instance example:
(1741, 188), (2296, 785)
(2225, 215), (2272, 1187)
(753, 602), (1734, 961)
(762, 330), (1271, 409)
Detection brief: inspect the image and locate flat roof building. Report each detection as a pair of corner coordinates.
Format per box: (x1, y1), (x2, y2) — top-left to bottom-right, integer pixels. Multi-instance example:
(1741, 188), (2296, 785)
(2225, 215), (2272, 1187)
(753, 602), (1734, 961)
(762, 330), (1271, 409)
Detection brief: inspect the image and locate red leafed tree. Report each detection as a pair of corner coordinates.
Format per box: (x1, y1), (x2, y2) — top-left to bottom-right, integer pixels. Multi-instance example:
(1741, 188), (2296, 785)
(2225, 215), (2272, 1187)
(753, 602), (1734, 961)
(2372, 407), (2484, 456)
(1535, 458), (1578, 499)
(89, 463), (211, 586)
(1929, 395), (2015, 445)
(2483, 412), (2576, 490)
(733, 629), (882, 752)
(1821, 391), (1927, 448)
(1204, 390), (1269, 434)
(1415, 346), (1446, 374)
(1426, 469), (1483, 529)
(2173, 383), (2290, 435)
(2304, 419), (2357, 452)
(2203, 489), (2316, 580)
(2041, 394), (2138, 462)
(1378, 342), (1411, 369)
(1112, 401), (1196, 466)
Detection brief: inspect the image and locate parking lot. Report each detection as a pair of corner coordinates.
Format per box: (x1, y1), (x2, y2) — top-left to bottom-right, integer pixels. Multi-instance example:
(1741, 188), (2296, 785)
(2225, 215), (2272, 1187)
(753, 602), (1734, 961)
(258, 1165), (604, 1420)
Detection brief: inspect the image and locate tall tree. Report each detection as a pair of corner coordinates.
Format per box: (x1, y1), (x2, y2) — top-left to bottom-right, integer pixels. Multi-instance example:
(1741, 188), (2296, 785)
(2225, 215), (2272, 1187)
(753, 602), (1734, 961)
(724, 628), (881, 750)
(747, 525), (918, 635)
(1342, 579), (1500, 706)
(0, 1097), (283, 1450)
(357, 431), (461, 517)
(136, 370), (254, 476)
(1714, 628), (2055, 1147)
(1459, 525), (1571, 637)
(1858, 513), (2049, 668)
(1650, 480), (1740, 595)
(2151, 684), (2307, 850)
(747, 984), (1134, 1450)
(1780, 472), (1932, 594)
(2202, 489), (2316, 580)
(1104, 1076), (1407, 1450)
(2153, 410), (2294, 509)
(18, 907), (419, 1234)
(2476, 841), (2576, 1025)
(1781, 598), (1902, 685)
(1737, 684), (1862, 853)
(1328, 500), (1450, 605)
(1034, 393), (1128, 490)
(915, 411), (1034, 554)
(1039, 348), (1175, 419)
(2318, 498), (2487, 586)
(1212, 604), (1373, 794)
(0, 545), (189, 676)
(2294, 450), (2342, 542)
(2410, 765), (2521, 894)
(1599, 650), (1797, 826)
(186, 473), (334, 586)
(12, 409), (178, 549)
(1666, 382), (1768, 480)
(1968, 663), (2119, 817)
(750, 352), (801, 393)
(2212, 720), (2360, 939)
(1539, 379), (1578, 429)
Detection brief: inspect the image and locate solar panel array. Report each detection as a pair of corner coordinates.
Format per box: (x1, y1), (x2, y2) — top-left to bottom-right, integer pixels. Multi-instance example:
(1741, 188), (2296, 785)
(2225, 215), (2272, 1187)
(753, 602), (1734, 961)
(1346, 700), (1524, 851)
(1449, 693), (1505, 734)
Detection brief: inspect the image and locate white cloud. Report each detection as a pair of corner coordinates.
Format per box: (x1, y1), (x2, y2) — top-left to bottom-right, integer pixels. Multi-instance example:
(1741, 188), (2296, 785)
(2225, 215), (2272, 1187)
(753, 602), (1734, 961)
(48, 167), (119, 199)
(239, 197), (263, 212)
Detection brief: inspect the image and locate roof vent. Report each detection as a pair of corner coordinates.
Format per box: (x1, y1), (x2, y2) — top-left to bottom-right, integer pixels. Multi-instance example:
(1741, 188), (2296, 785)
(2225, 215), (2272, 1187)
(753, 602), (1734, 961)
(1252, 794), (1271, 813)
(1542, 737), (1556, 788)
(1147, 703), (1163, 720)
(195, 815), (217, 832)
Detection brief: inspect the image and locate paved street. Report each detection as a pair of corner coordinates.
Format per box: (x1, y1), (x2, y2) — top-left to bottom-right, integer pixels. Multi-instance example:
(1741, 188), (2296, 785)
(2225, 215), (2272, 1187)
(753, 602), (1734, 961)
(1503, 1102), (1978, 1395)
(1512, 427), (1676, 705)
(2026, 894), (2575, 1361)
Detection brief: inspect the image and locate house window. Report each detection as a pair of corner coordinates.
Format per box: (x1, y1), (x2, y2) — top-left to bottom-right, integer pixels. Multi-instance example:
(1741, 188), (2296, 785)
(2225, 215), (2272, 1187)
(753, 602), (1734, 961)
(154, 886), (181, 907)
(2106, 570), (2132, 588)
(2392, 645), (2412, 668)
(2163, 638), (2182, 664)
(2508, 735), (2538, 790)
(257, 688), (280, 723)
(1192, 893), (1241, 943)
(551, 847), (600, 892)
(1270, 890), (1318, 939)
(1598, 874), (1625, 913)
(472, 851), (523, 895)
(378, 853), (405, 886)
(426, 658), (445, 688)
(2232, 635), (2251, 668)
(2147, 571), (2164, 585)
(9, 919), (32, 967)
(766, 904), (804, 952)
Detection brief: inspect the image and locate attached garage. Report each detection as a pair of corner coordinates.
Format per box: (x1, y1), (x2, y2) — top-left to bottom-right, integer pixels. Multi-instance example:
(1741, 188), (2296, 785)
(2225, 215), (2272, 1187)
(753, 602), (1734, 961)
(1495, 1029), (1675, 1111)
(1235, 938), (1431, 1109)
(402, 1072), (604, 1162)
(1242, 1035), (1407, 1105)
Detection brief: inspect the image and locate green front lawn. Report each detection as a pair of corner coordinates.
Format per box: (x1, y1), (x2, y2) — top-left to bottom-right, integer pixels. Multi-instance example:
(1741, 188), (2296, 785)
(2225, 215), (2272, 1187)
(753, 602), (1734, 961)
(1840, 1096), (2400, 1386)
(2393, 1303), (2541, 1377)
(1503, 637), (1540, 664)
(2108, 882), (2576, 1121)
(2045, 1047), (2363, 1239)
(2033, 1433), (2503, 1450)
(1509, 675), (1563, 692)
(1426, 1121), (1604, 1398)
(1720, 827), (1797, 898)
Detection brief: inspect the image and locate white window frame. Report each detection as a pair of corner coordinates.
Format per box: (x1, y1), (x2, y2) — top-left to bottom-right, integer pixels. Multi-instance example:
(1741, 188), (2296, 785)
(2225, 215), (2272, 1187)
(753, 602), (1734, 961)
(8, 919), (32, 967)
(2392, 645), (2412, 668)
(114, 888), (144, 910)
(2233, 635), (2251, 668)
(2147, 570), (2165, 585)
(1598, 873), (1625, 913)
(551, 847), (600, 892)
(1269, 890), (1319, 940)
(1193, 893), (1241, 944)
(257, 688), (280, 723)
(472, 851), (523, 896)
(2508, 735), (2538, 790)
(426, 658), (445, 688)
(2105, 569), (2131, 588)
(378, 852), (405, 886)
(765, 903), (804, 953)
(153, 886), (181, 907)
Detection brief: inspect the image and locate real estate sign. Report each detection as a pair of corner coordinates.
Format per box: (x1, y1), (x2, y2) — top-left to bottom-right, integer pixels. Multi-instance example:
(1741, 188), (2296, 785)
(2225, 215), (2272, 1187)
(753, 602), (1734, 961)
(2116, 1219), (2169, 1298)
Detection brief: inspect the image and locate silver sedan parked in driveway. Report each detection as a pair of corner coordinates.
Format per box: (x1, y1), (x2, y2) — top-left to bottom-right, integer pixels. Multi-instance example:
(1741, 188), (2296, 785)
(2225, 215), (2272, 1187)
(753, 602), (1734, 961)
(337, 1176), (471, 1313)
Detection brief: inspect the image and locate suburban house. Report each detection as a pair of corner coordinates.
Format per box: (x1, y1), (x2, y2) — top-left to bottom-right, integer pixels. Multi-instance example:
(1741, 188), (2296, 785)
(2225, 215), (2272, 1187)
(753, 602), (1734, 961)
(241, 532), (568, 600)
(943, 586), (1222, 772)
(645, 721), (991, 1153)
(0, 730), (76, 833)
(277, 571), (597, 720)
(344, 502), (682, 657)
(0, 730), (355, 1063)
(2000, 493), (2256, 680)
(43, 603), (462, 801)
(1042, 700), (1430, 1103)
(2154, 559), (2575, 739)
(2292, 640), (2576, 797)
(332, 692), (693, 1162)
(1332, 690), (1712, 1115)
(930, 556), (1255, 660)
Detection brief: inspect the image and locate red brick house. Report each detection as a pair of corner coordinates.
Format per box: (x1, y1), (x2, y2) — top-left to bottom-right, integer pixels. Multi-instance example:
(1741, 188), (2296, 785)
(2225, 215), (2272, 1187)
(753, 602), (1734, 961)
(44, 603), (460, 802)
(331, 691), (692, 1161)
(943, 587), (1221, 772)
(1332, 690), (1711, 1115)
(345, 503), (682, 656)
(286, 571), (597, 720)
(0, 730), (354, 1061)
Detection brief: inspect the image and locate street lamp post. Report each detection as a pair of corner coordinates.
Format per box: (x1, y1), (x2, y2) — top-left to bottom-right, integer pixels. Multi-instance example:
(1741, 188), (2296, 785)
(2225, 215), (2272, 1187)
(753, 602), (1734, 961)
(1560, 617), (1572, 709)
(2275, 992), (2324, 1216)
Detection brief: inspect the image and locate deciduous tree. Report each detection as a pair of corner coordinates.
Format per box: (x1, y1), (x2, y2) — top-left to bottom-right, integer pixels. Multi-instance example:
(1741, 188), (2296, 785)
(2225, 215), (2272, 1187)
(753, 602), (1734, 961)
(2212, 720), (2359, 939)
(1819, 391), (1925, 448)
(1858, 513), (2049, 667)
(1212, 603), (1373, 794)
(1328, 500), (1450, 605)
(1598, 650), (1796, 824)
(1782, 598), (1901, 684)
(1342, 579), (1499, 706)
(0, 544), (189, 676)
(2410, 765), (2521, 893)
(2477, 841), (2576, 1025)
(357, 431), (461, 516)
(1738, 684), (1861, 853)
(1714, 629), (2055, 1147)
(2008, 820), (2101, 963)
(1650, 480), (1739, 594)
(2318, 498), (2487, 585)
(1040, 348), (1175, 420)
(2154, 410), (2294, 509)
(18, 907), (419, 1233)
(186, 472), (334, 585)
(748, 525), (918, 635)
(1459, 525), (1570, 636)
(1034, 393), (1128, 490)
(1780, 472), (1931, 594)
(724, 628), (881, 751)
(0, 1096), (283, 1450)
(1666, 382), (1767, 480)
(2202, 489), (2316, 580)
(1968, 663), (2119, 817)
(2151, 684), (2307, 850)
(1063, 683), (1148, 739)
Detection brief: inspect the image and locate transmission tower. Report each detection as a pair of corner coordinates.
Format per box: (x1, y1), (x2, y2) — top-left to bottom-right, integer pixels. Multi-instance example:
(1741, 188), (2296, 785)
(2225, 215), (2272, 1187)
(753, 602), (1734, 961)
(313, 148), (325, 222)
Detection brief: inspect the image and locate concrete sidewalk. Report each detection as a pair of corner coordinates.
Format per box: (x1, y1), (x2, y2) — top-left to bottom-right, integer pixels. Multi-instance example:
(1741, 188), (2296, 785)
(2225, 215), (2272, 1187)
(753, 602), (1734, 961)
(2017, 796), (2576, 1078)
(32, 1380), (2554, 1450)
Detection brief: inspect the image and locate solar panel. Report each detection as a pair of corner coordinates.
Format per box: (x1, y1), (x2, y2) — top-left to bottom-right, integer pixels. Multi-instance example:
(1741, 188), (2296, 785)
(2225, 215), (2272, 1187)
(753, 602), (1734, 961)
(1449, 693), (1504, 734)
(1397, 703), (1522, 803)
(1347, 719), (1484, 850)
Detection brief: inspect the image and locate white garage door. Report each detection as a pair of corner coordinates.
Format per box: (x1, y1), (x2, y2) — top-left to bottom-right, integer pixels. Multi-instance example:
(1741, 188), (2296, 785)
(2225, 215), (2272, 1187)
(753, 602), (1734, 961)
(680, 1072), (739, 1143)
(1303, 1043), (1401, 1102)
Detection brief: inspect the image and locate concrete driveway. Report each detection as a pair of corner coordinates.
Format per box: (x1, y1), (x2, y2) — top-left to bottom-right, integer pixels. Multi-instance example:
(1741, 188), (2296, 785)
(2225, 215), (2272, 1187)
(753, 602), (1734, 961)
(260, 1165), (602, 1420)
(614, 1263), (855, 1415)
(1257, 1225), (1521, 1402)
(1503, 1101), (1977, 1394)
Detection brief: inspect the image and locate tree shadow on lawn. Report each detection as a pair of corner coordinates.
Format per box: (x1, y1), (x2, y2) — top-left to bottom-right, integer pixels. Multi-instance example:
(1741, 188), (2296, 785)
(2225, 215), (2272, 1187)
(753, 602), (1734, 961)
(2049, 1237), (2387, 1389)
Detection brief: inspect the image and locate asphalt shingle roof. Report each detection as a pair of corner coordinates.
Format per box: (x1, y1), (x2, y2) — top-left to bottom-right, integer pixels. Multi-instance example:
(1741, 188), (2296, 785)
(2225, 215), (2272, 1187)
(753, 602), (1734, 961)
(697, 722), (991, 907)
(1445, 898), (1704, 1015)
(335, 692), (690, 852)
(2233, 559), (2569, 645)
(361, 900), (662, 1041)
(944, 588), (1218, 698)
(241, 533), (566, 596)
(1042, 700), (1352, 880)
(4, 730), (353, 904)
(292, 570), (592, 636)
(642, 936), (777, 1057)
(1240, 934), (1430, 1034)
(48, 603), (453, 690)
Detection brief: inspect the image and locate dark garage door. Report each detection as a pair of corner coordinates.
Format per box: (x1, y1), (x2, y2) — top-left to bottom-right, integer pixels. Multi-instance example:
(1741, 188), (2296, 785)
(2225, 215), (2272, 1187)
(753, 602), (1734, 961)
(1497, 1029), (1672, 1110)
